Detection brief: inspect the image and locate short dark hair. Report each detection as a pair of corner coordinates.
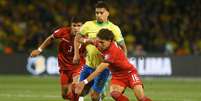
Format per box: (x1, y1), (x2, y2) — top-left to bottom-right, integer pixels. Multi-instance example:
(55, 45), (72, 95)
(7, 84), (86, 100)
(95, 1), (109, 11)
(97, 29), (114, 41)
(71, 16), (83, 23)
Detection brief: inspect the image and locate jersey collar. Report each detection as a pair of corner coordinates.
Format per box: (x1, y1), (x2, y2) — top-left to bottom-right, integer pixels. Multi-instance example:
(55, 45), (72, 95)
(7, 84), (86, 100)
(95, 20), (109, 26)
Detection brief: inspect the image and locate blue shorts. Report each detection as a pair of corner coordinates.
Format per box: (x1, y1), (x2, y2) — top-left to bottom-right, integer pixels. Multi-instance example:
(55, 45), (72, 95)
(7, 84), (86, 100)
(79, 65), (110, 93)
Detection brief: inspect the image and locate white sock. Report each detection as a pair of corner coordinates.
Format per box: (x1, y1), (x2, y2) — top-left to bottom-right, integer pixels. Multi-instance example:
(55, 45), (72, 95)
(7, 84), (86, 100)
(78, 96), (84, 101)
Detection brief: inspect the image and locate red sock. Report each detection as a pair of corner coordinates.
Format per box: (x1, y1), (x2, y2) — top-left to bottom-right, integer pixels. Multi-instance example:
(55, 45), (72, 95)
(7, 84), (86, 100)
(73, 94), (79, 101)
(139, 96), (152, 101)
(111, 91), (129, 101)
(66, 92), (73, 100)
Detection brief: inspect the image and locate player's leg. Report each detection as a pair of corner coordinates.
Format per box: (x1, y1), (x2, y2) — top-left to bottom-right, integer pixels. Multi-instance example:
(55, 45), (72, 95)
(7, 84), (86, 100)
(132, 85), (152, 101)
(59, 70), (73, 100)
(79, 65), (94, 96)
(91, 68), (110, 101)
(110, 79), (129, 101)
(71, 65), (85, 101)
(101, 72), (111, 99)
(129, 71), (152, 101)
(71, 73), (80, 101)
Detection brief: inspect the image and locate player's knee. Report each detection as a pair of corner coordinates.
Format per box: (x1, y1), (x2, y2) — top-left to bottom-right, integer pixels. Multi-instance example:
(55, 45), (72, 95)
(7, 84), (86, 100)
(110, 91), (121, 100)
(90, 92), (100, 101)
(62, 92), (74, 100)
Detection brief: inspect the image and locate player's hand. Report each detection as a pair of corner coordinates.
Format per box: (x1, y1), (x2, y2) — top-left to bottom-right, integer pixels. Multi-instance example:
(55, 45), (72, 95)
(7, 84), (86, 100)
(30, 49), (41, 57)
(75, 81), (85, 95)
(73, 54), (80, 64)
(80, 38), (95, 44)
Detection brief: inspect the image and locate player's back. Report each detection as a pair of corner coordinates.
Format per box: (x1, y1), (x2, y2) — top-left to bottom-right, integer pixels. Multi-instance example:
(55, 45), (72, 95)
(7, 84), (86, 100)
(102, 42), (134, 74)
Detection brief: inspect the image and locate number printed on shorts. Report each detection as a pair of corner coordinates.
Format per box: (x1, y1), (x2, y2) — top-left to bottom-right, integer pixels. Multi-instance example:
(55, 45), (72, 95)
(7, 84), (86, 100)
(131, 74), (140, 81)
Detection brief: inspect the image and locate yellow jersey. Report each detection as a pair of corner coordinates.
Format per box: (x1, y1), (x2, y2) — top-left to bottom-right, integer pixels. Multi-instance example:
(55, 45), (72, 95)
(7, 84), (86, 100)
(80, 20), (124, 68)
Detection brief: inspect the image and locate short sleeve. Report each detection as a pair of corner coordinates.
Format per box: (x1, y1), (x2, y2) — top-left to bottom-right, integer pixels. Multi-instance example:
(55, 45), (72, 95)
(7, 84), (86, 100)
(80, 21), (90, 36)
(112, 25), (124, 43)
(53, 27), (70, 39)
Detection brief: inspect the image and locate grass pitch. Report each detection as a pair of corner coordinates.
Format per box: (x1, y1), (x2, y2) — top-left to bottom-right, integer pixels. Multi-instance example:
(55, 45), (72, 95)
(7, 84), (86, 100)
(0, 75), (201, 101)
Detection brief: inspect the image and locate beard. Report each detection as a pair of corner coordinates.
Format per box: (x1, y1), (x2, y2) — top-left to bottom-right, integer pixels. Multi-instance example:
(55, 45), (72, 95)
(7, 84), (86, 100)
(97, 18), (104, 23)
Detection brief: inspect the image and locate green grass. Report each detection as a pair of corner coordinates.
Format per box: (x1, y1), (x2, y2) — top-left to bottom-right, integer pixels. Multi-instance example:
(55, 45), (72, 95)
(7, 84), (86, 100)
(0, 75), (201, 101)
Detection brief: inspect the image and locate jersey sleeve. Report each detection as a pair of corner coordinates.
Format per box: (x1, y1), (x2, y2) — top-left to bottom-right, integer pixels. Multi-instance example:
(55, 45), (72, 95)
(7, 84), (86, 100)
(112, 25), (124, 43)
(53, 28), (69, 39)
(80, 21), (91, 36)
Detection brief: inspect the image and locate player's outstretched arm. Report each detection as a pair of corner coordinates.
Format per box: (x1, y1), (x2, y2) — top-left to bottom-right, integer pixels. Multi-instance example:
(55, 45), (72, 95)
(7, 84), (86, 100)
(73, 33), (82, 64)
(73, 33), (95, 64)
(85, 62), (109, 82)
(75, 62), (109, 95)
(118, 41), (128, 57)
(30, 35), (54, 57)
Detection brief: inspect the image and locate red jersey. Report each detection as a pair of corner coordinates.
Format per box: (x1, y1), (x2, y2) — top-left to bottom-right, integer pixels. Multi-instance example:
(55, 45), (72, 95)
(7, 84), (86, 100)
(101, 42), (136, 77)
(53, 27), (85, 70)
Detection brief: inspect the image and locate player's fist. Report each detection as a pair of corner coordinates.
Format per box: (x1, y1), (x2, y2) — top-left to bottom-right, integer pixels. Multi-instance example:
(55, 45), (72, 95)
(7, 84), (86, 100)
(30, 49), (41, 57)
(73, 54), (80, 64)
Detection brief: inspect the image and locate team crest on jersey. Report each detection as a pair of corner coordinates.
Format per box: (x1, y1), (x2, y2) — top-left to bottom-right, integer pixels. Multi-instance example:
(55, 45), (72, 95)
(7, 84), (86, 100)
(104, 54), (110, 60)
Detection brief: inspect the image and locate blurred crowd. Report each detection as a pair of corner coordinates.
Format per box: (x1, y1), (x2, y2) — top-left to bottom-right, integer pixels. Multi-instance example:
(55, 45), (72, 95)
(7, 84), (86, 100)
(0, 0), (200, 56)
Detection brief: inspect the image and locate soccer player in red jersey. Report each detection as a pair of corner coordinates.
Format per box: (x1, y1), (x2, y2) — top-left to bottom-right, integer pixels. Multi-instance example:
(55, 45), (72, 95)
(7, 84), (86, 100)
(76, 29), (152, 101)
(30, 16), (85, 101)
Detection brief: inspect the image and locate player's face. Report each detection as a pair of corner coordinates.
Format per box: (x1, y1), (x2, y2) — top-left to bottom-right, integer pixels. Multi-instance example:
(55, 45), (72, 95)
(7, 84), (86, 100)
(95, 8), (109, 23)
(71, 22), (82, 35)
(96, 38), (111, 51)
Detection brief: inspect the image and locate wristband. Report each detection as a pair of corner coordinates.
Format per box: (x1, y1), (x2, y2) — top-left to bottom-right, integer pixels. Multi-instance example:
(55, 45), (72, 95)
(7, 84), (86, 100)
(38, 48), (43, 52)
(83, 79), (88, 84)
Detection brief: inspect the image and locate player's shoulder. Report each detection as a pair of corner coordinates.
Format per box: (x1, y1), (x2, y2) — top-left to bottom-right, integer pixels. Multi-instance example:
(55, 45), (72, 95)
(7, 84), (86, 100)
(106, 42), (118, 53)
(108, 21), (120, 30)
(56, 27), (70, 31)
(54, 27), (71, 33)
(83, 20), (96, 26)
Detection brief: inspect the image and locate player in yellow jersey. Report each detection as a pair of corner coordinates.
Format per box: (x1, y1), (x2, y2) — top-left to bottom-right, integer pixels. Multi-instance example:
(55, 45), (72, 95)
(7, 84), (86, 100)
(73, 1), (127, 101)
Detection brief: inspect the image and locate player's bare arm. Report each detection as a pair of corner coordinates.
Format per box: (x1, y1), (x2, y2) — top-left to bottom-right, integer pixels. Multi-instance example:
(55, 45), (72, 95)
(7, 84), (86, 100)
(118, 40), (128, 56)
(73, 33), (83, 64)
(75, 62), (109, 95)
(73, 34), (95, 64)
(30, 35), (54, 57)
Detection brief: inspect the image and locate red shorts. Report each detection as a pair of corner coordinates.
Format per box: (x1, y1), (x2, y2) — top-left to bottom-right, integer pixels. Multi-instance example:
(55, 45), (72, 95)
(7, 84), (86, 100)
(59, 65), (82, 86)
(111, 70), (143, 88)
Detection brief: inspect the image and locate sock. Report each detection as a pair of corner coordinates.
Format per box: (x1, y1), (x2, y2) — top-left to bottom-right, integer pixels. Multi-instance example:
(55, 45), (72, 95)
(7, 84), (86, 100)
(66, 92), (73, 100)
(78, 97), (84, 101)
(99, 97), (102, 101)
(111, 91), (129, 101)
(73, 94), (79, 101)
